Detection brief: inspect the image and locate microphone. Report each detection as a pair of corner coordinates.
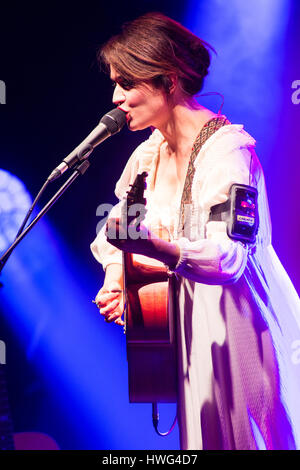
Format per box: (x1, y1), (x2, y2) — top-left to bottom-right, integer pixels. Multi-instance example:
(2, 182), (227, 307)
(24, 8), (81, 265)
(48, 108), (126, 182)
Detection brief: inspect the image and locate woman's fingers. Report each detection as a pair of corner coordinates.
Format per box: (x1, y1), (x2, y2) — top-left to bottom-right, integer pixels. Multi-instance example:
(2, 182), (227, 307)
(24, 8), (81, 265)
(100, 298), (120, 315)
(95, 291), (120, 307)
(106, 309), (123, 323)
(102, 302), (124, 324)
(93, 282), (124, 326)
(105, 218), (122, 241)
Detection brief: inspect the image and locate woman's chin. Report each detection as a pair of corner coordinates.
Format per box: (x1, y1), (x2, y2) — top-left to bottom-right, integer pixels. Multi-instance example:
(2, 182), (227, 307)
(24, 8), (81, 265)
(127, 120), (147, 132)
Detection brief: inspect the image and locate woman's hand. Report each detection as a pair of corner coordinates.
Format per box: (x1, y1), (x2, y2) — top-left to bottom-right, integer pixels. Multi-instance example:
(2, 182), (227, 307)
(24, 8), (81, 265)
(94, 264), (124, 326)
(105, 217), (151, 254)
(95, 281), (124, 326)
(105, 217), (181, 268)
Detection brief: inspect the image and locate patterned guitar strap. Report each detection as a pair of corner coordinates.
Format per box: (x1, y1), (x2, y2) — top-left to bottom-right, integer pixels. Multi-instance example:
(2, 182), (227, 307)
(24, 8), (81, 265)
(178, 115), (231, 237)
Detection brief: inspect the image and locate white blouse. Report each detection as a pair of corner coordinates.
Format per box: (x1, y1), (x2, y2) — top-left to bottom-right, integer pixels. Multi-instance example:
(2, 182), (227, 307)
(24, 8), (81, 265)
(91, 125), (300, 450)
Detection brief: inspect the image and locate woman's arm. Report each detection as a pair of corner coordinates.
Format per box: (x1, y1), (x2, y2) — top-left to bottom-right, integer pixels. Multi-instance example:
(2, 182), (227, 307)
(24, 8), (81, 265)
(106, 140), (257, 285)
(105, 217), (247, 285)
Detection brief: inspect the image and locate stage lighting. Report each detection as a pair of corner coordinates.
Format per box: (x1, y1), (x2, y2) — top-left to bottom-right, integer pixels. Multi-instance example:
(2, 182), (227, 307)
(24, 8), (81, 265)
(0, 169), (31, 253)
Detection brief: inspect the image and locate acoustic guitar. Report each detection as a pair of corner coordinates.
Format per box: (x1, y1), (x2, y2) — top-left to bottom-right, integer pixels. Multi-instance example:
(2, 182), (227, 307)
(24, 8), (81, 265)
(122, 172), (177, 404)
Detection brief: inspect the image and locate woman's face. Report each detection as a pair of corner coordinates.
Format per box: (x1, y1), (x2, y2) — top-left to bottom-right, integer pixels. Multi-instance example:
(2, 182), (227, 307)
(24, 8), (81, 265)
(110, 67), (170, 131)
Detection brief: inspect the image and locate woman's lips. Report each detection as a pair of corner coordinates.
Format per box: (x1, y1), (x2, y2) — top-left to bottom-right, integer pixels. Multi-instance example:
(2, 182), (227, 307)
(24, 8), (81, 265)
(117, 107), (130, 122)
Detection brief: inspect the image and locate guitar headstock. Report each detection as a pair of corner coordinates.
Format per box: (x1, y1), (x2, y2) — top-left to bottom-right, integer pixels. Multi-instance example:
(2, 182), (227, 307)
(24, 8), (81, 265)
(126, 172), (148, 208)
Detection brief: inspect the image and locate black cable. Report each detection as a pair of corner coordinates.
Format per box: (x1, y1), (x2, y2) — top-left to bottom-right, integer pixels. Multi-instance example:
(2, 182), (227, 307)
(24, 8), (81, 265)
(198, 91), (225, 115)
(152, 403), (177, 437)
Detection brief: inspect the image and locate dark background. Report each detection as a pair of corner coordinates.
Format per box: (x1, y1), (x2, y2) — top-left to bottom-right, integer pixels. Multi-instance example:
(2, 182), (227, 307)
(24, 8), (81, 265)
(0, 0), (299, 451)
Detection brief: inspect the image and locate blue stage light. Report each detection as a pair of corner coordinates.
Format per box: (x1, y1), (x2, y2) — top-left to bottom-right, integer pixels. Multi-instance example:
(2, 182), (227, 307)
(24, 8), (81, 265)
(184, 0), (290, 164)
(0, 169), (32, 252)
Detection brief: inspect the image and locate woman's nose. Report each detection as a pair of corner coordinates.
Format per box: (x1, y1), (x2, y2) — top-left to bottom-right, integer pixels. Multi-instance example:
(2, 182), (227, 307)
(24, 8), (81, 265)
(112, 83), (125, 106)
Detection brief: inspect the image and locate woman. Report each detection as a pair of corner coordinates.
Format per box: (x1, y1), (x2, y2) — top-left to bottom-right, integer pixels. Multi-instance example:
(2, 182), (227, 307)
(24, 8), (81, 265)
(91, 12), (300, 450)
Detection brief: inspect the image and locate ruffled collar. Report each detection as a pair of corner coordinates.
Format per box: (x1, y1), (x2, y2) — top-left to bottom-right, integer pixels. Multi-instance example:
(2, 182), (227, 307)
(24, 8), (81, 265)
(136, 128), (166, 193)
(129, 122), (256, 202)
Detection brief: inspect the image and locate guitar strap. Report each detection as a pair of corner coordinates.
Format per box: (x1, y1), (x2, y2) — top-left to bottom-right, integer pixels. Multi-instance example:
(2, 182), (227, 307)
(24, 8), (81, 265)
(178, 115), (231, 235)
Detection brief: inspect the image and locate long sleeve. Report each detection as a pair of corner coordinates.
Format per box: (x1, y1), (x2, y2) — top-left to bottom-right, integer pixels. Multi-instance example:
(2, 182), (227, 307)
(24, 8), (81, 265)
(173, 127), (261, 285)
(90, 200), (123, 270)
(174, 229), (248, 285)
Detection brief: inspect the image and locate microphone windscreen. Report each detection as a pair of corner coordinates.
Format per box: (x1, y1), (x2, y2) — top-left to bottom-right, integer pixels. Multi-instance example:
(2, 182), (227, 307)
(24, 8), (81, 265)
(100, 108), (126, 134)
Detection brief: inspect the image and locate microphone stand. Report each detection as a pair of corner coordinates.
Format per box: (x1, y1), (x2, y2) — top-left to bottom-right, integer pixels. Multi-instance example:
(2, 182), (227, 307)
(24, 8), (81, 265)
(0, 159), (90, 275)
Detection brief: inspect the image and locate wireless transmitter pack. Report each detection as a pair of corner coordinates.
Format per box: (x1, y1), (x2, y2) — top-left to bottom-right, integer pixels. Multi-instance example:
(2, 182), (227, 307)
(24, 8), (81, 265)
(209, 184), (259, 244)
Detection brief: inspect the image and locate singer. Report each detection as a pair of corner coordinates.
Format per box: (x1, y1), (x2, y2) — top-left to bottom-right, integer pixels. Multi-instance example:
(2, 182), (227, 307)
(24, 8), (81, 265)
(90, 12), (300, 450)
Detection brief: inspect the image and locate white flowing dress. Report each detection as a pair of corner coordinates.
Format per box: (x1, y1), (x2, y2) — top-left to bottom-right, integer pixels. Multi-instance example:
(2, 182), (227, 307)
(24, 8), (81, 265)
(91, 125), (300, 450)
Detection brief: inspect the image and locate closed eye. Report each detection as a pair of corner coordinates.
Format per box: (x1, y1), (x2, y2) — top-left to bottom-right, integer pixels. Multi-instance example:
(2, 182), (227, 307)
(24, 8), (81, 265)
(111, 78), (135, 91)
(119, 79), (134, 90)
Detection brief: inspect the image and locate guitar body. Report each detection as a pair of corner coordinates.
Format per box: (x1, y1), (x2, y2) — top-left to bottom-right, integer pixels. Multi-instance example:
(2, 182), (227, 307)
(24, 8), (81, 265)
(124, 252), (177, 404)
(123, 172), (178, 403)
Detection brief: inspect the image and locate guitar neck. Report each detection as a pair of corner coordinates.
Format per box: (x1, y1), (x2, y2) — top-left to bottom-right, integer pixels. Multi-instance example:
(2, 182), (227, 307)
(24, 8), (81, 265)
(0, 364), (15, 450)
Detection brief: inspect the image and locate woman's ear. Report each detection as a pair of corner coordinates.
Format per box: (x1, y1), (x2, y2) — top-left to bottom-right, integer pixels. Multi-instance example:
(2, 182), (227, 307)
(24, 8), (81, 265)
(166, 74), (178, 95)
(161, 74), (178, 95)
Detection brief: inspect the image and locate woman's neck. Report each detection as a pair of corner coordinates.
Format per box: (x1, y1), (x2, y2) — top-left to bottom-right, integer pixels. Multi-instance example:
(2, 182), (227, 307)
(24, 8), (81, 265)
(157, 98), (217, 159)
